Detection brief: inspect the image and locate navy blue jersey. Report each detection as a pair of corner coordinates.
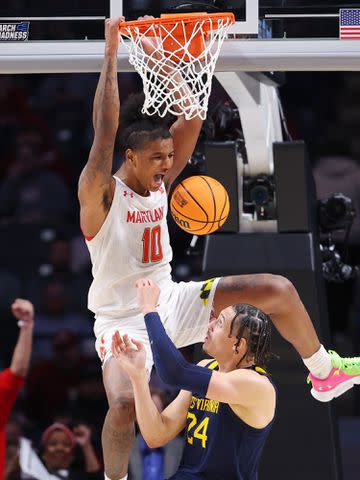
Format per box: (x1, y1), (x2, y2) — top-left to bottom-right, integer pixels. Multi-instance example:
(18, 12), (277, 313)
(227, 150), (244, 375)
(168, 360), (275, 480)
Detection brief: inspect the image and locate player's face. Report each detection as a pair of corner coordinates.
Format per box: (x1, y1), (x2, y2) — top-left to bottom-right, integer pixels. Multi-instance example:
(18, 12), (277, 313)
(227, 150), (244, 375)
(203, 306), (237, 358)
(128, 137), (174, 193)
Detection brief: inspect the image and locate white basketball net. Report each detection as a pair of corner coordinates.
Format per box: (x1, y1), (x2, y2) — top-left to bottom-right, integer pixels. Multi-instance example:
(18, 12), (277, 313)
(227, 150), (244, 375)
(120, 15), (234, 120)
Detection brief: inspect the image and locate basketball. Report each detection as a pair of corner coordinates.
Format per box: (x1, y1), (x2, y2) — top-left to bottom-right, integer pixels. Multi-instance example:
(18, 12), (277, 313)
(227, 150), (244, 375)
(170, 176), (230, 235)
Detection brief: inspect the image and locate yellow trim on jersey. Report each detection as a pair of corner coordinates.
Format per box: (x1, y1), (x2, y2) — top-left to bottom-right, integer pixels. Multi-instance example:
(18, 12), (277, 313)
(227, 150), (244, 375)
(208, 360), (219, 370)
(206, 360), (268, 375)
(199, 278), (216, 306)
(255, 366), (268, 375)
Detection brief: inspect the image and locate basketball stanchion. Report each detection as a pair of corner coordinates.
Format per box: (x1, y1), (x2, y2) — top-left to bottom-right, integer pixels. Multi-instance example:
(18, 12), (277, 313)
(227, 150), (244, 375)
(119, 12), (235, 120)
(170, 175), (230, 235)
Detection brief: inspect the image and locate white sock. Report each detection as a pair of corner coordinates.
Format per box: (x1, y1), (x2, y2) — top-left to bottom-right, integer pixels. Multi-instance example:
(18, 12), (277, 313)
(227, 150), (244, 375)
(104, 474), (127, 480)
(302, 345), (332, 379)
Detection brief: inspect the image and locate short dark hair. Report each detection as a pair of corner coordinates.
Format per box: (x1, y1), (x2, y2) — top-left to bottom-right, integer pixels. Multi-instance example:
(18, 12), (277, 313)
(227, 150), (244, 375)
(119, 93), (173, 152)
(229, 304), (272, 369)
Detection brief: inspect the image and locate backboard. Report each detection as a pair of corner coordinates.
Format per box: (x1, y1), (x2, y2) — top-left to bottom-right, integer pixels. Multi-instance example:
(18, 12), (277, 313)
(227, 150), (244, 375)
(2, 1), (360, 41)
(2, 1), (360, 73)
(0, 0), (258, 39)
(115, 1), (259, 35)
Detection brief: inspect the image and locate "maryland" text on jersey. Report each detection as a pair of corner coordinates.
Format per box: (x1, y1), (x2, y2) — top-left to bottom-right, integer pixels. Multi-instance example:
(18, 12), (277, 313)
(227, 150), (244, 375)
(127, 206), (165, 224)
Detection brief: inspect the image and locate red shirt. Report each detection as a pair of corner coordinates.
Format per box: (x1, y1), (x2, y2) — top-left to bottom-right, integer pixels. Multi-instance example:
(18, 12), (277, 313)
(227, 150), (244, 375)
(0, 368), (24, 479)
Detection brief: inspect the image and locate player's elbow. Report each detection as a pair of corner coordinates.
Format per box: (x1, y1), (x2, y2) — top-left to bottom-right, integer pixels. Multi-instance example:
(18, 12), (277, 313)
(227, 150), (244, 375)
(144, 434), (167, 449)
(267, 274), (293, 294)
(146, 438), (162, 449)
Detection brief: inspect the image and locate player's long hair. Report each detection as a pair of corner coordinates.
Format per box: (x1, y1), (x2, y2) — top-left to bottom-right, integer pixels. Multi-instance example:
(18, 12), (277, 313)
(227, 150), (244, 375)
(229, 304), (273, 369)
(119, 93), (173, 152)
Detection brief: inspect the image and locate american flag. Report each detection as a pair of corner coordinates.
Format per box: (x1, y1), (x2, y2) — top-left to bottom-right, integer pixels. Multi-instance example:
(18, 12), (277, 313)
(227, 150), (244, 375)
(340, 9), (360, 40)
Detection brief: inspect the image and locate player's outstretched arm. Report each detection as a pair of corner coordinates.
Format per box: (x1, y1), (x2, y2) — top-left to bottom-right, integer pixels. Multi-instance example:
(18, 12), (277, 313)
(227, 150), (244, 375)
(166, 113), (203, 188)
(111, 332), (191, 448)
(143, 310), (274, 409)
(165, 56), (203, 186)
(140, 35), (203, 189)
(166, 69), (203, 188)
(136, 279), (213, 394)
(78, 17), (123, 238)
(136, 279), (274, 410)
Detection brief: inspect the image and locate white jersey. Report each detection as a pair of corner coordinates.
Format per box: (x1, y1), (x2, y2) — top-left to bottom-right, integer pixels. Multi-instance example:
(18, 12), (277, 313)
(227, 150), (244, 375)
(86, 176), (173, 317)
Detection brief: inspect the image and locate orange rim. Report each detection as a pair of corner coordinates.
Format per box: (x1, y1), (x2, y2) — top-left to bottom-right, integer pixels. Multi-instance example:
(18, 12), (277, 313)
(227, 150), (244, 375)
(119, 12), (235, 35)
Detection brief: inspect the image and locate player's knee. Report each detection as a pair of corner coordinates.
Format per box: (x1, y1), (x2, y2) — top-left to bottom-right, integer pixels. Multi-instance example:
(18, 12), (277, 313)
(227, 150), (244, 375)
(253, 273), (296, 301)
(108, 397), (136, 427)
(264, 274), (296, 301)
(228, 273), (296, 303)
(265, 274), (299, 309)
(225, 273), (293, 296)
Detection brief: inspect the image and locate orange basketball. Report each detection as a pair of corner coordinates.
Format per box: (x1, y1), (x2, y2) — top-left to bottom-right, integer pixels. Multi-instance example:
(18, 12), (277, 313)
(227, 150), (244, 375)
(170, 175), (230, 235)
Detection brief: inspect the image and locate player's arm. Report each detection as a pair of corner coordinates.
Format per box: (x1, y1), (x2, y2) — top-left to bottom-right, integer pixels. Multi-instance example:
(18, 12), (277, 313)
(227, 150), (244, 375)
(78, 17), (123, 237)
(111, 332), (191, 448)
(136, 279), (213, 394)
(166, 59), (203, 187)
(143, 309), (273, 407)
(165, 65), (203, 188)
(132, 377), (191, 448)
(135, 279), (273, 406)
(140, 37), (203, 190)
(165, 114), (203, 189)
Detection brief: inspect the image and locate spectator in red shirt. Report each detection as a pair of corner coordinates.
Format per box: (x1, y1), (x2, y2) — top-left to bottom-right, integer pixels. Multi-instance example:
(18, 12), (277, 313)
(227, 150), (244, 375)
(0, 299), (34, 479)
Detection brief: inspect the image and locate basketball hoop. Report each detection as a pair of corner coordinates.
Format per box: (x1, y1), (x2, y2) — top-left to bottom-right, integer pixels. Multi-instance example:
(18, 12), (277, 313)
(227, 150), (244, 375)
(119, 12), (235, 120)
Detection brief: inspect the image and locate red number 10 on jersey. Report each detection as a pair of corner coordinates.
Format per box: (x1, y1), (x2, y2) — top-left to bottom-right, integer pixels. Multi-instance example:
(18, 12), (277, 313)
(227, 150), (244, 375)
(142, 225), (163, 263)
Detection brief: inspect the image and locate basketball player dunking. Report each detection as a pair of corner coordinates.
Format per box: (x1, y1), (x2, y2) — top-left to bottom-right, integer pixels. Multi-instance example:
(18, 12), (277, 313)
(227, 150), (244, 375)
(78, 18), (360, 480)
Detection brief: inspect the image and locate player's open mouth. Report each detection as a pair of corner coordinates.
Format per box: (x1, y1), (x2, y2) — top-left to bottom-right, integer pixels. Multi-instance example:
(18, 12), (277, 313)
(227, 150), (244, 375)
(153, 174), (164, 185)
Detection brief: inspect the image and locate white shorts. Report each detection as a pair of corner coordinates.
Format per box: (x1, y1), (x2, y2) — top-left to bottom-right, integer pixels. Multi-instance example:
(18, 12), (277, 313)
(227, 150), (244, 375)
(94, 277), (220, 372)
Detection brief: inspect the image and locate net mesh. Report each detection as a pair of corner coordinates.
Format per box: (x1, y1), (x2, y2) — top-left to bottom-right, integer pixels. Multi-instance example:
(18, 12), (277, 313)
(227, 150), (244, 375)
(120, 15), (234, 120)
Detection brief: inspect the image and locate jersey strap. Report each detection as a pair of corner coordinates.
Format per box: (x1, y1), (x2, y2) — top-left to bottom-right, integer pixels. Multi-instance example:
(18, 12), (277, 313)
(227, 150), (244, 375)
(204, 362), (269, 375)
(204, 359), (219, 370)
(254, 366), (269, 376)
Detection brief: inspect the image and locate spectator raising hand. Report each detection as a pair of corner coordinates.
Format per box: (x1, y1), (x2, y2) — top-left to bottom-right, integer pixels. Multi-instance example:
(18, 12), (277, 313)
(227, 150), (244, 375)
(11, 298), (34, 331)
(73, 424), (101, 474)
(1, 299), (35, 479)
